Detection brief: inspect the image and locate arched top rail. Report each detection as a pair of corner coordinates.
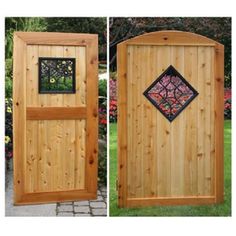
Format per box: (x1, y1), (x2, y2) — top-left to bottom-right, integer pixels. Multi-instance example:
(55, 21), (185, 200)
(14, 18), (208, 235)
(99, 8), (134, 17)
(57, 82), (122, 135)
(118, 30), (224, 47)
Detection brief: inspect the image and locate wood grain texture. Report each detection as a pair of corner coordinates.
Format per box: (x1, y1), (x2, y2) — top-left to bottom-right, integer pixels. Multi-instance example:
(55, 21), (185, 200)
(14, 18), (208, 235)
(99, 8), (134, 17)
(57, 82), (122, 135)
(13, 34), (27, 203)
(85, 37), (98, 194)
(15, 31), (97, 46)
(27, 107), (87, 120)
(214, 44), (224, 203)
(125, 31), (218, 46)
(117, 42), (128, 207)
(117, 31), (224, 207)
(14, 33), (98, 205)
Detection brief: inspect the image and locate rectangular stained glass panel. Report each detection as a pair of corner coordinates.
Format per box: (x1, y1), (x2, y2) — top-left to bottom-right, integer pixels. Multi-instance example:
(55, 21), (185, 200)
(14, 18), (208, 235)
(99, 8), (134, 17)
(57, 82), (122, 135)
(39, 57), (76, 94)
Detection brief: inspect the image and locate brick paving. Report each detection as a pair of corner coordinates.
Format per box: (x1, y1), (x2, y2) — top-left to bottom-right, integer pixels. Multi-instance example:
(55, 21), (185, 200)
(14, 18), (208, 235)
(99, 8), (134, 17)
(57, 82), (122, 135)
(56, 185), (107, 217)
(6, 170), (107, 217)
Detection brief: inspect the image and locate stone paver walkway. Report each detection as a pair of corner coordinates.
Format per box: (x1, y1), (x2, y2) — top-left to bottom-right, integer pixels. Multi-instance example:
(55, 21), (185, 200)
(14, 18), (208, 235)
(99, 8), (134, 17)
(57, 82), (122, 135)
(57, 187), (107, 216)
(5, 171), (107, 217)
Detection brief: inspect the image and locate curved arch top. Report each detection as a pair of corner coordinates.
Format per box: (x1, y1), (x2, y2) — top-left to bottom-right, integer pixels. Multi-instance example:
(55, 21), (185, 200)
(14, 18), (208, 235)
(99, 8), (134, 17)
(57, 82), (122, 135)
(118, 30), (223, 47)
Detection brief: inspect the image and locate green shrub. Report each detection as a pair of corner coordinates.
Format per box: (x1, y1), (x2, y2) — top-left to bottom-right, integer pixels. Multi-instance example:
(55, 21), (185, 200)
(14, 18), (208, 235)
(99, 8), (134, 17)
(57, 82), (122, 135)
(5, 58), (13, 98)
(98, 143), (107, 185)
(99, 79), (107, 97)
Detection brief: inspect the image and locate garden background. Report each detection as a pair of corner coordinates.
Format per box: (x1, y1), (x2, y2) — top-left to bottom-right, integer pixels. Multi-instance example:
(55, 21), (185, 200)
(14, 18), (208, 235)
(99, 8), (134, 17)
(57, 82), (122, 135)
(109, 17), (231, 216)
(5, 17), (107, 185)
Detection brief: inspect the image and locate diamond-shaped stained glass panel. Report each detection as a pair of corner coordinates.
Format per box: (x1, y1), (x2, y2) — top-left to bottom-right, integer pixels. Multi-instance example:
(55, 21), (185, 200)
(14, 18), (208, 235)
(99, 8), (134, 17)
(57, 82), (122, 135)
(143, 65), (198, 122)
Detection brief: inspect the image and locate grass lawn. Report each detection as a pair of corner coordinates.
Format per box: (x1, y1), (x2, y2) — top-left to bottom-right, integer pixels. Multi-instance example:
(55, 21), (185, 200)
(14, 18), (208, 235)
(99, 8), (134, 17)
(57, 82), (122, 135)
(109, 120), (231, 216)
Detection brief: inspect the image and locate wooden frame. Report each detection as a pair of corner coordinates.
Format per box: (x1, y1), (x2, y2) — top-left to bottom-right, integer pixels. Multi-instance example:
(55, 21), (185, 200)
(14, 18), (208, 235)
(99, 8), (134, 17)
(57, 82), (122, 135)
(117, 31), (224, 208)
(13, 32), (98, 205)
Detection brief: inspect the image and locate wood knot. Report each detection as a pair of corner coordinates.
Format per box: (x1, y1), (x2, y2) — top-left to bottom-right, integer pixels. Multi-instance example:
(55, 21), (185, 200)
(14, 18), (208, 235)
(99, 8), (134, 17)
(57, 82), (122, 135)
(120, 164), (123, 169)
(165, 130), (170, 135)
(17, 180), (20, 184)
(90, 57), (97, 65)
(94, 149), (97, 154)
(93, 109), (98, 117)
(16, 102), (19, 106)
(163, 37), (168, 40)
(89, 159), (94, 164)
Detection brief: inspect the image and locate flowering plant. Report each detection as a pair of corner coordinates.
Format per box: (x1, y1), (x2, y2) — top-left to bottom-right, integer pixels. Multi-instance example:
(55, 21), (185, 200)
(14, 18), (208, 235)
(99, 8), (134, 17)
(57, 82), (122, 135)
(5, 98), (13, 160)
(109, 76), (117, 122)
(224, 88), (231, 119)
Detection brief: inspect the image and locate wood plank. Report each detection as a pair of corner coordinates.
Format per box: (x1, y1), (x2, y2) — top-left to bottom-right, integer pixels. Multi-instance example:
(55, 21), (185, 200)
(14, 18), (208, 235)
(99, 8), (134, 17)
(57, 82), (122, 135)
(38, 45), (51, 192)
(63, 46), (76, 190)
(183, 46), (198, 196)
(117, 42), (128, 207)
(156, 46), (171, 197)
(204, 47), (213, 195)
(50, 46), (64, 191)
(197, 46), (206, 196)
(210, 48), (216, 196)
(25, 45), (39, 193)
(13, 34), (27, 204)
(15, 31), (97, 46)
(16, 190), (96, 205)
(124, 31), (218, 46)
(75, 46), (87, 189)
(127, 45), (135, 197)
(126, 196), (216, 207)
(85, 38), (98, 194)
(170, 46), (185, 196)
(27, 107), (87, 120)
(142, 45), (158, 198)
(75, 46), (86, 106)
(214, 44), (224, 203)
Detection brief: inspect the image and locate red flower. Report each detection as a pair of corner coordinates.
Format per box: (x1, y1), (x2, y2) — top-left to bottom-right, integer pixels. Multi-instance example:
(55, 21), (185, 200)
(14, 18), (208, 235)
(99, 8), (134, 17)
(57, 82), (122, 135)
(100, 119), (107, 124)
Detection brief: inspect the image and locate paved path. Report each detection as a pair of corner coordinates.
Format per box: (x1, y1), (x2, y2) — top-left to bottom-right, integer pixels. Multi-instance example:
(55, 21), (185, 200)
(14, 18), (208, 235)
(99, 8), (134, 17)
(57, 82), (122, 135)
(5, 171), (107, 217)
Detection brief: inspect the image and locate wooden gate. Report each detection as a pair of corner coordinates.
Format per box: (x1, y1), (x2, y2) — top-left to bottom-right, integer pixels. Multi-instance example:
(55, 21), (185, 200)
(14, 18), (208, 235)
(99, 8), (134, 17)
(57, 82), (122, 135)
(13, 32), (98, 205)
(117, 31), (224, 207)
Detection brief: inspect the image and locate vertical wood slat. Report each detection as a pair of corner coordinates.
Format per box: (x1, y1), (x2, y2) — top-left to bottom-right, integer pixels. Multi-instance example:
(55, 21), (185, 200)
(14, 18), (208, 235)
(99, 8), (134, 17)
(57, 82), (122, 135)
(170, 46), (185, 196)
(85, 37), (98, 194)
(118, 42), (128, 207)
(50, 46), (64, 191)
(214, 44), (224, 203)
(184, 47), (198, 196)
(204, 47), (213, 195)
(156, 46), (171, 197)
(25, 45), (39, 193)
(13, 34), (27, 203)
(63, 46), (76, 190)
(38, 45), (51, 192)
(75, 46), (87, 189)
(127, 45), (134, 197)
(197, 46), (206, 196)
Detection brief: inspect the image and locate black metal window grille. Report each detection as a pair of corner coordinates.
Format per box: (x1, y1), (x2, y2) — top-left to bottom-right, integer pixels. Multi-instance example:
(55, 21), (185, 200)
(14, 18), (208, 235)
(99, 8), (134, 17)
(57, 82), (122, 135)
(143, 65), (198, 122)
(39, 57), (76, 94)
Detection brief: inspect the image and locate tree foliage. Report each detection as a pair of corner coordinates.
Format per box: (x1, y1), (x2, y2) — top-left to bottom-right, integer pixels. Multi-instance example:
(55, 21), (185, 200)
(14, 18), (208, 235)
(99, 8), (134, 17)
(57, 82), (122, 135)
(5, 17), (107, 98)
(5, 17), (106, 60)
(110, 17), (231, 87)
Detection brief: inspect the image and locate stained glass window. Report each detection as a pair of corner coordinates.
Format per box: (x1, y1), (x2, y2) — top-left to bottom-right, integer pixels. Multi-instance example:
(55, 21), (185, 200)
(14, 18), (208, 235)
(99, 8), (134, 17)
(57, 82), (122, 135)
(39, 57), (76, 93)
(143, 65), (198, 122)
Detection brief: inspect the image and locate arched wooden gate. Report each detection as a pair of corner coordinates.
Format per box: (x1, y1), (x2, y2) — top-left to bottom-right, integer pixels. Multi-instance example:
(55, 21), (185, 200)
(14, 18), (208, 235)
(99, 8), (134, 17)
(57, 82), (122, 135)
(117, 31), (224, 207)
